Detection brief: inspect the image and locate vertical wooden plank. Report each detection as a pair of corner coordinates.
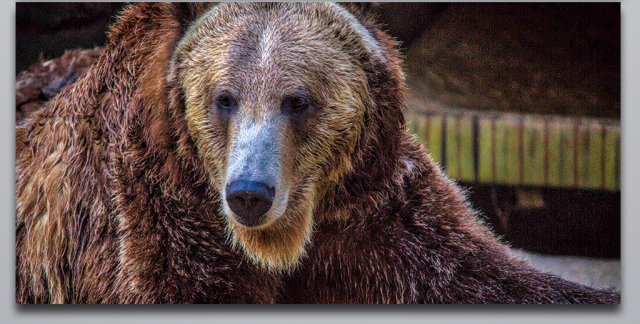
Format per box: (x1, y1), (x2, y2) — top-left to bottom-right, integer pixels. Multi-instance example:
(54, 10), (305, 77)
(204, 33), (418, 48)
(603, 126), (619, 190)
(458, 116), (475, 182)
(428, 115), (443, 166)
(543, 118), (549, 186)
(615, 130), (621, 189)
(559, 120), (576, 187)
(505, 117), (521, 185)
(472, 115), (479, 183)
(442, 114), (449, 172)
(411, 115), (418, 140)
(587, 122), (603, 189)
(518, 117), (525, 184)
(576, 123), (589, 188)
(456, 115), (463, 179)
(413, 115), (427, 144)
(531, 119), (546, 186)
(478, 118), (493, 183)
(491, 118), (497, 183)
(494, 118), (509, 184)
(424, 114), (431, 151)
(600, 124), (607, 189)
(522, 117), (546, 186)
(546, 120), (562, 187)
(573, 121), (581, 187)
(521, 118), (533, 185)
(446, 116), (460, 179)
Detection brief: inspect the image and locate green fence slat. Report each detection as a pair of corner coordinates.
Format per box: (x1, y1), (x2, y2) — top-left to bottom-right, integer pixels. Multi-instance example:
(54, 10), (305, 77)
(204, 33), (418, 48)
(445, 117), (459, 179)
(505, 119), (521, 185)
(603, 127), (620, 190)
(477, 118), (493, 183)
(587, 123), (603, 189)
(412, 116), (427, 143)
(494, 119), (509, 184)
(428, 116), (443, 166)
(615, 130), (621, 189)
(522, 119), (534, 185)
(546, 121), (562, 186)
(576, 124), (589, 188)
(559, 122), (576, 187)
(522, 118), (546, 186)
(458, 117), (475, 182)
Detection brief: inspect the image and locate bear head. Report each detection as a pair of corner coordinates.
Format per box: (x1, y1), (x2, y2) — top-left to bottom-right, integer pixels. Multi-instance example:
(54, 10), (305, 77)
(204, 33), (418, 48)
(168, 2), (405, 271)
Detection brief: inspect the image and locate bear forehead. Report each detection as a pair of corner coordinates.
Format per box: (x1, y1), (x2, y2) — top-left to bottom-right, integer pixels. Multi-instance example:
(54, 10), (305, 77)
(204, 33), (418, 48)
(178, 3), (380, 100)
(184, 2), (382, 67)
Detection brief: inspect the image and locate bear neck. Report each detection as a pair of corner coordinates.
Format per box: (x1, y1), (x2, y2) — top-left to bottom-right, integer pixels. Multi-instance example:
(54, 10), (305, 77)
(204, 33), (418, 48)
(311, 23), (410, 223)
(315, 59), (409, 223)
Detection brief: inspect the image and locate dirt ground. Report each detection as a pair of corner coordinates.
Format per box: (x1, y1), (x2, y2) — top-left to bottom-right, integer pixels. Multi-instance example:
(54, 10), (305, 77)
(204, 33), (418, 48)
(512, 249), (620, 291)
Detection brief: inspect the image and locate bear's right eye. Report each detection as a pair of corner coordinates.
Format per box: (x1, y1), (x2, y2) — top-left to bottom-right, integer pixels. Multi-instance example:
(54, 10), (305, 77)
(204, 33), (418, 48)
(281, 92), (312, 116)
(215, 93), (237, 111)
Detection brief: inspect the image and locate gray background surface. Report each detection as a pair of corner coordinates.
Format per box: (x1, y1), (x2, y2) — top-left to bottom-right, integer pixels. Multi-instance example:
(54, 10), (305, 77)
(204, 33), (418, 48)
(2, 0), (639, 323)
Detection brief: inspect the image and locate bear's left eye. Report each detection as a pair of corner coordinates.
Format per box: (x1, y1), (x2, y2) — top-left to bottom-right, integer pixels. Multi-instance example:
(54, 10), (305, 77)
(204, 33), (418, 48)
(215, 93), (237, 111)
(281, 93), (311, 115)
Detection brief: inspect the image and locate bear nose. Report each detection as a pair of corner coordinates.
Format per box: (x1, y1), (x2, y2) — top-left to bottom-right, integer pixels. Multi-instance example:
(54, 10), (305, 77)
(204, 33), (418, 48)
(225, 180), (275, 227)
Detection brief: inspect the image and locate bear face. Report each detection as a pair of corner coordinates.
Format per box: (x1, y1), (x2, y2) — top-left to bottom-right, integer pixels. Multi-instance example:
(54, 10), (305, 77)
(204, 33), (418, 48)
(171, 3), (388, 271)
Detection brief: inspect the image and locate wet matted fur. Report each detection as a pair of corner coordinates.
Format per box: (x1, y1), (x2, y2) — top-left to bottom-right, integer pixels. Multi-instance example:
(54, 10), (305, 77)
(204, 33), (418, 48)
(15, 3), (620, 304)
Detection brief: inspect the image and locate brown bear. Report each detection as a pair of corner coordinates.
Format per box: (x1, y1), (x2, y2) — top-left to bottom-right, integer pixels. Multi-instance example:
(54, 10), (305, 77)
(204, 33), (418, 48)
(15, 2), (620, 304)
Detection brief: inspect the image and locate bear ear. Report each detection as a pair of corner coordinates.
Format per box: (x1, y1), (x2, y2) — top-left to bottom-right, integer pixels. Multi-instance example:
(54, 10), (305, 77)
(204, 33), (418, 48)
(333, 3), (387, 66)
(338, 2), (377, 21)
(170, 2), (216, 33)
(166, 3), (215, 86)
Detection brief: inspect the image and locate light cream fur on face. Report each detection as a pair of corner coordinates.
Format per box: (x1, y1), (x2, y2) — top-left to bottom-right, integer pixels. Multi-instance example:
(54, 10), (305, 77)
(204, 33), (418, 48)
(173, 2), (383, 271)
(222, 117), (288, 228)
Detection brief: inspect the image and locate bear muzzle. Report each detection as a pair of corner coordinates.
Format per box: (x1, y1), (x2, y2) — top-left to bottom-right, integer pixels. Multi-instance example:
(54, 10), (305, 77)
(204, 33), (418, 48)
(226, 180), (275, 227)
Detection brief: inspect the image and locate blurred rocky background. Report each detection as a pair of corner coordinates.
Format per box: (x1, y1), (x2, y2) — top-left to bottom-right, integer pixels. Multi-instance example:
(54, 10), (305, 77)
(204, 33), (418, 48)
(15, 2), (122, 73)
(16, 2), (621, 291)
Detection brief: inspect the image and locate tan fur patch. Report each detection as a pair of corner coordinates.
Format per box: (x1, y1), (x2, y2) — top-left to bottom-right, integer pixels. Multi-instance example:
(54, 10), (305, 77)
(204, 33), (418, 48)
(18, 130), (73, 303)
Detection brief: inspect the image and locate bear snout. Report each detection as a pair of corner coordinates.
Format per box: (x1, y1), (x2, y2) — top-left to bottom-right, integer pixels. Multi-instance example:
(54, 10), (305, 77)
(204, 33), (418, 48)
(226, 180), (275, 227)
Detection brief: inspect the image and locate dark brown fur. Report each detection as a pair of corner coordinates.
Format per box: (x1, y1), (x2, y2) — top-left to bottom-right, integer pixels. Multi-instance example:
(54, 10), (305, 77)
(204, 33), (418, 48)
(16, 3), (620, 304)
(16, 3), (279, 303)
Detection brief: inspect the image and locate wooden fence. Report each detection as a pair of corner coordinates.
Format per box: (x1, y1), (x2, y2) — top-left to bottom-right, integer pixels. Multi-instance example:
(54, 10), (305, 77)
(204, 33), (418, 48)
(407, 109), (620, 191)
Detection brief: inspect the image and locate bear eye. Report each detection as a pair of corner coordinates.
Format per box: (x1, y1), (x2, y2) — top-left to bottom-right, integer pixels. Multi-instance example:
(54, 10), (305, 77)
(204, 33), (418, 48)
(282, 93), (311, 115)
(215, 93), (237, 111)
